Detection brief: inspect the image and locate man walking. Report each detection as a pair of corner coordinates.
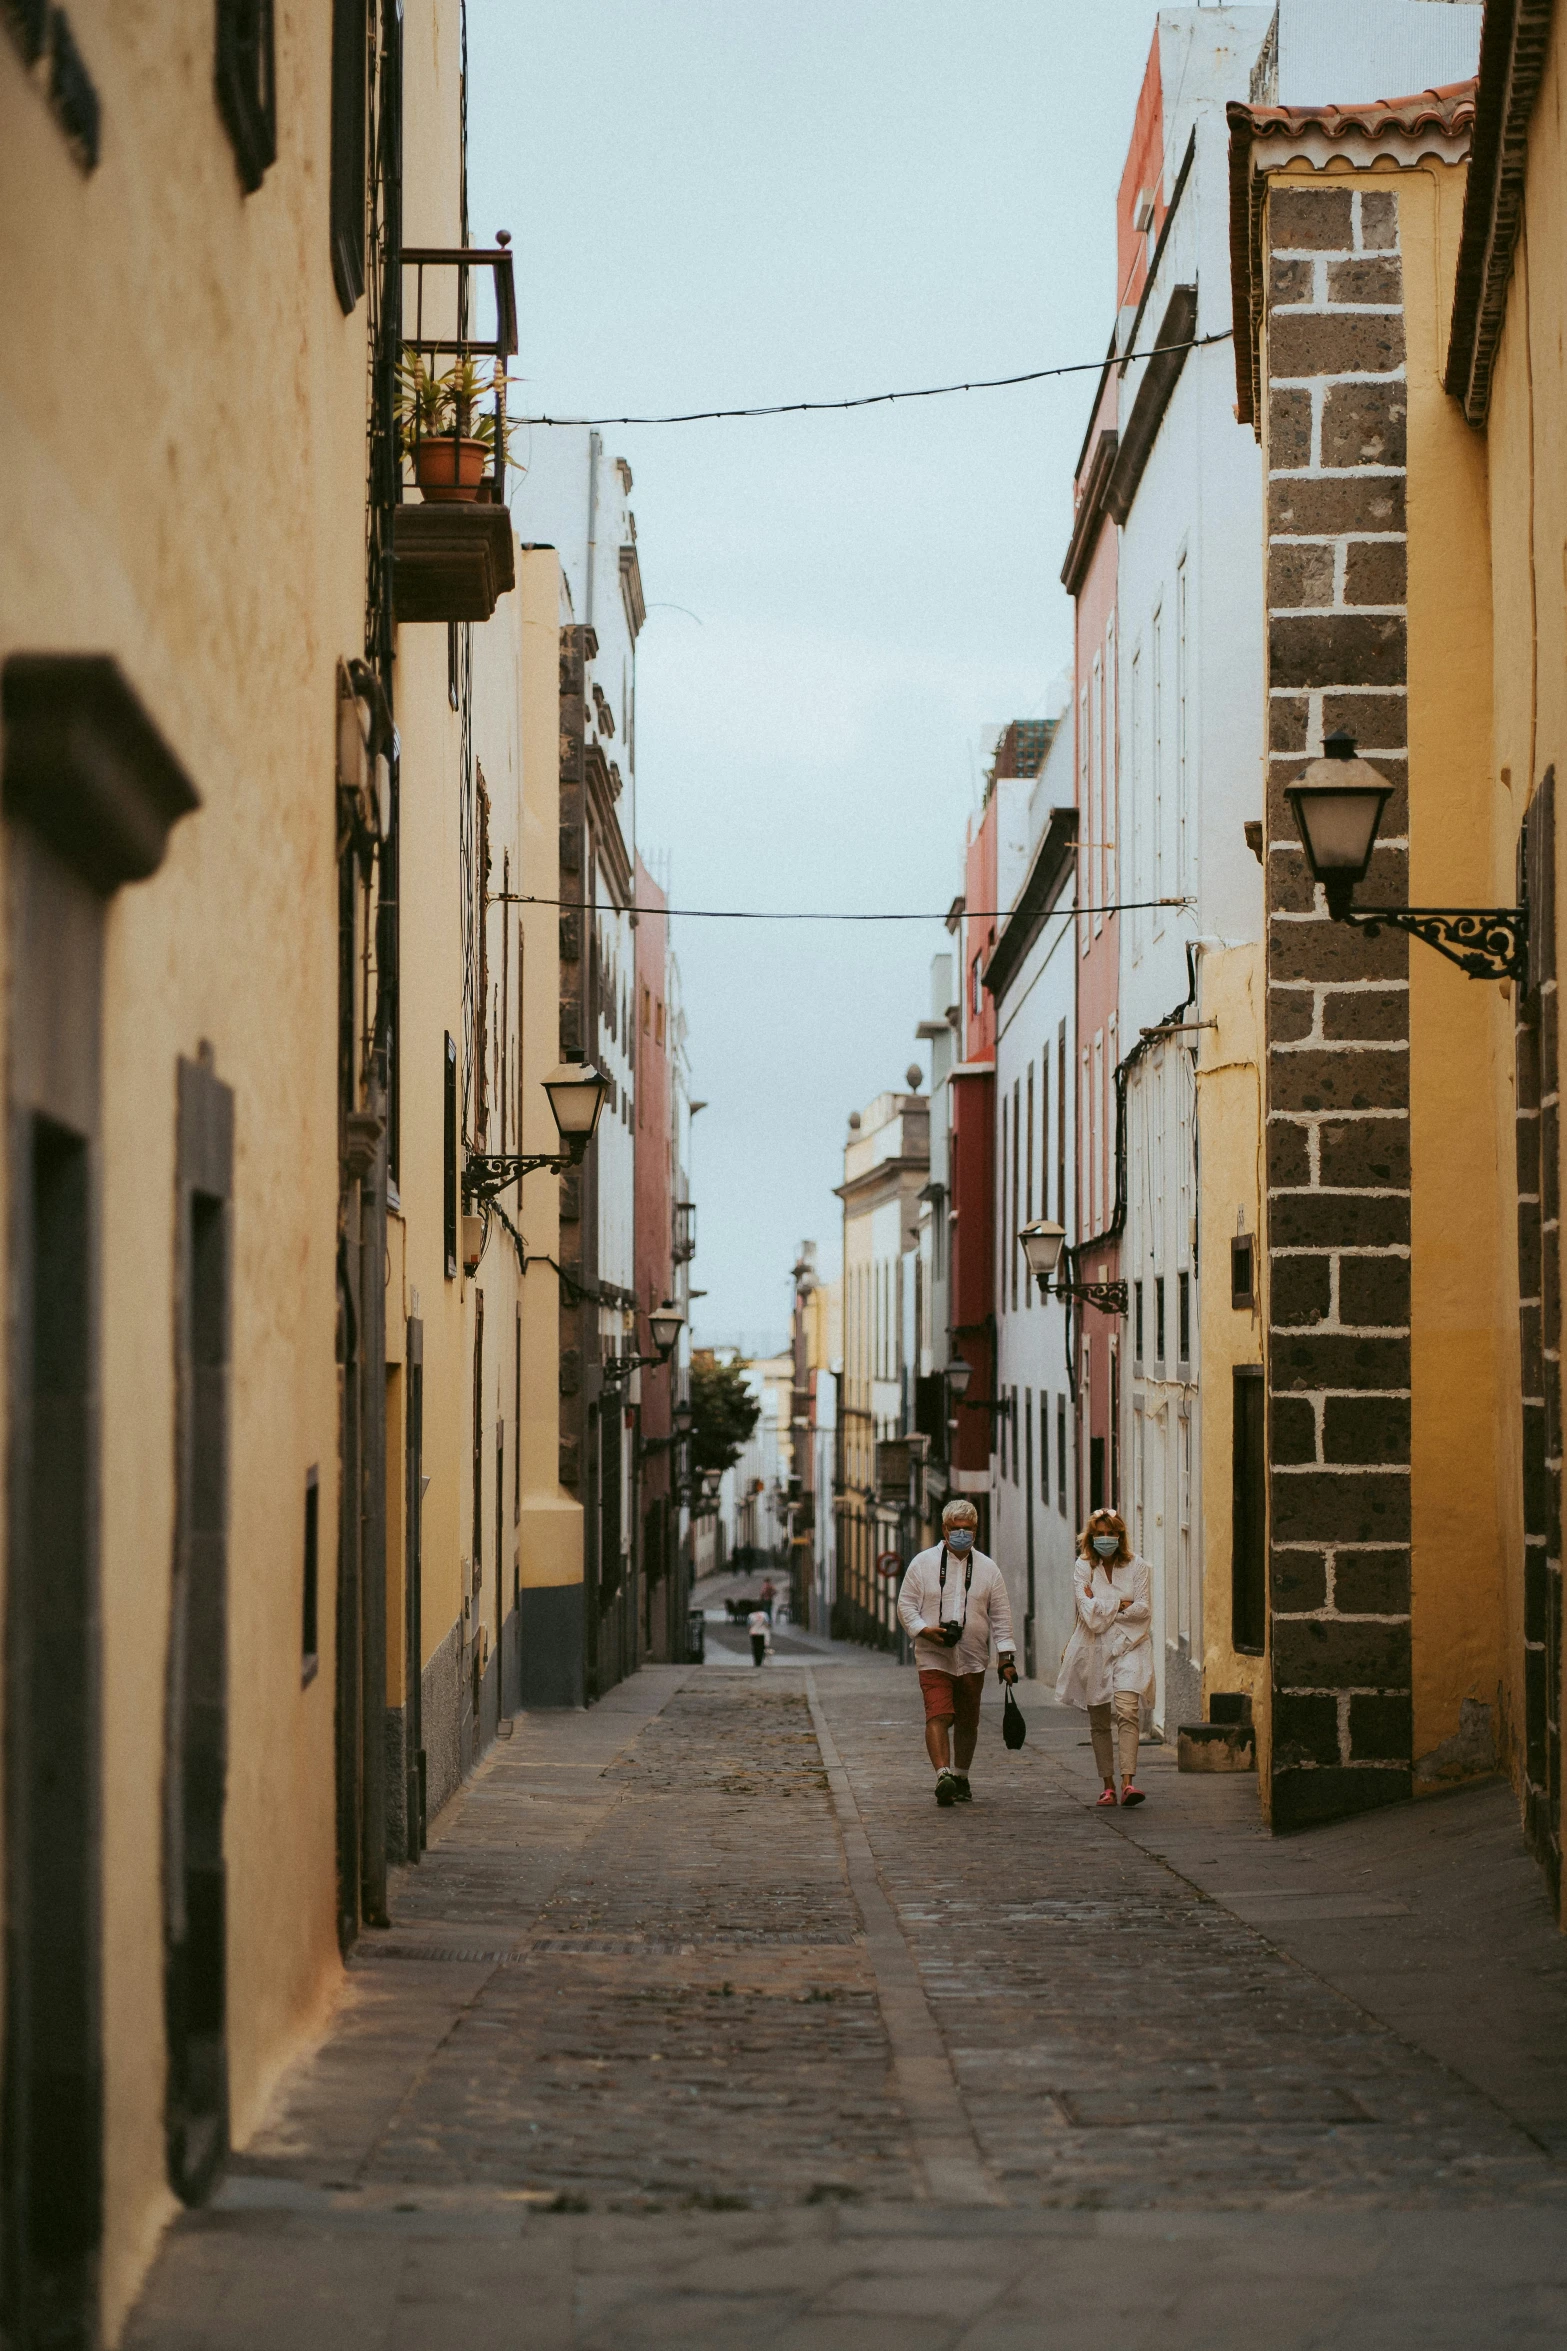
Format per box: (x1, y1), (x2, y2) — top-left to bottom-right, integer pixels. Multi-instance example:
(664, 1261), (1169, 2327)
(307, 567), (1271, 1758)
(897, 1499), (1017, 1806)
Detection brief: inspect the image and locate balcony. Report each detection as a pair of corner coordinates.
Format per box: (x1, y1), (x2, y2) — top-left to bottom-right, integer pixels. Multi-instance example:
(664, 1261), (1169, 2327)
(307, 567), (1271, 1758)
(672, 1200), (697, 1265)
(391, 244), (518, 626)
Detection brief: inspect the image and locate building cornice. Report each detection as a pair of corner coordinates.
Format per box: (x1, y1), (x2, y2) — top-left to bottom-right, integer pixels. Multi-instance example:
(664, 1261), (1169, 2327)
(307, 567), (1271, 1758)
(1228, 81), (1477, 431)
(1060, 426), (1120, 595)
(983, 805), (1079, 1006)
(1446, 0), (1555, 427)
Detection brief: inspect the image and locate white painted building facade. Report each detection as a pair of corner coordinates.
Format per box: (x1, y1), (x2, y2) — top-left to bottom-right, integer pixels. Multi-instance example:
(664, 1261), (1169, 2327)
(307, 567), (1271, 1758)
(989, 716), (1079, 1680)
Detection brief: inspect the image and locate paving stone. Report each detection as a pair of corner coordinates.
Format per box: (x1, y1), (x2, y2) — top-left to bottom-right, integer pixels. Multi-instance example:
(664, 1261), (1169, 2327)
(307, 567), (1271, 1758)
(122, 1654), (1567, 2350)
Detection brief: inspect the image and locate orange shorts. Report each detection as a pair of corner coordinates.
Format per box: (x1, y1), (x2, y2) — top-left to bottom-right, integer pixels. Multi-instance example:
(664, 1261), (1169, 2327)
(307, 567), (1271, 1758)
(918, 1668), (985, 1736)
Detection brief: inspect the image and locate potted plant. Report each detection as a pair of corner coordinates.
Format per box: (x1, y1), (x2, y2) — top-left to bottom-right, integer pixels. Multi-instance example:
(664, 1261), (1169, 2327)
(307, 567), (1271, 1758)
(397, 354), (508, 502)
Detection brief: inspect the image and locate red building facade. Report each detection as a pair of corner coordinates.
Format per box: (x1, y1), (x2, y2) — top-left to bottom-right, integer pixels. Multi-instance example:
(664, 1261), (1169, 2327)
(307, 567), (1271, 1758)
(632, 858), (679, 1657)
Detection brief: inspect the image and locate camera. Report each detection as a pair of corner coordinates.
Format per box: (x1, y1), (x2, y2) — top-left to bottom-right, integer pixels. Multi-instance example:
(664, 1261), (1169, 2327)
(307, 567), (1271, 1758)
(939, 1620), (964, 1647)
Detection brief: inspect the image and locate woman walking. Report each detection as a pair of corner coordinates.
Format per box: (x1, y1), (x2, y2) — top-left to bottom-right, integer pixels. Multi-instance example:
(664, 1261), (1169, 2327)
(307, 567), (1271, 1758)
(1056, 1507), (1153, 1807)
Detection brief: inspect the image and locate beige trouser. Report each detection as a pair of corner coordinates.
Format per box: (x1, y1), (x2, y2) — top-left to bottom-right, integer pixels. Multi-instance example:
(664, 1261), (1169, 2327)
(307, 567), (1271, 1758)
(1088, 1691), (1140, 1783)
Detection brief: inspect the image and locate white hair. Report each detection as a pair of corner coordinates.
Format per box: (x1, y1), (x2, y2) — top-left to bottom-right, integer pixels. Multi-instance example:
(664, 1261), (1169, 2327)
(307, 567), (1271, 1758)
(942, 1498), (978, 1527)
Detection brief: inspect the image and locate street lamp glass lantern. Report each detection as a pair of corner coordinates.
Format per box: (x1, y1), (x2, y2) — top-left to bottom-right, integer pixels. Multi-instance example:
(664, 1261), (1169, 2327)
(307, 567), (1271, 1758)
(673, 1399), (694, 1437)
(1284, 734), (1391, 891)
(648, 1300), (685, 1358)
(945, 1353), (972, 1399)
(1019, 1218), (1067, 1283)
(542, 1061), (612, 1162)
(701, 1467), (722, 1500)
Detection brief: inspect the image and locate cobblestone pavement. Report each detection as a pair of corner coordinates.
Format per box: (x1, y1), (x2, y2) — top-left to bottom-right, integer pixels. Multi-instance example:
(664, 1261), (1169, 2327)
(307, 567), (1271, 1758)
(124, 1653), (1567, 2349)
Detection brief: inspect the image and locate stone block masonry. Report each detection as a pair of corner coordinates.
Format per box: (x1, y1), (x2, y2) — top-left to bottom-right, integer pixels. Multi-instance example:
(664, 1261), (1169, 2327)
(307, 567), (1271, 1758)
(1263, 181), (1412, 1829)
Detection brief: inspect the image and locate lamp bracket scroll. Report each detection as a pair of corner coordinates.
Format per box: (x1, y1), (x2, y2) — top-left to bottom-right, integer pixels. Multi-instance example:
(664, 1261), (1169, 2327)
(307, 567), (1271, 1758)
(1340, 905), (1528, 986)
(1054, 1275), (1130, 1317)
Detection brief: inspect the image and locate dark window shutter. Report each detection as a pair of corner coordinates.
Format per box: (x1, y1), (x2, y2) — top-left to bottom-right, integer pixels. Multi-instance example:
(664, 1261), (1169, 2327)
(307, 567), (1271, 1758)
(329, 0), (367, 313)
(215, 0), (276, 196)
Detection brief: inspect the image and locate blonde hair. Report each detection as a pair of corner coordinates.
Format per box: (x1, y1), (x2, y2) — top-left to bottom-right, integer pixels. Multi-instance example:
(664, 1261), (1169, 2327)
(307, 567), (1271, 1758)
(1078, 1508), (1130, 1566)
(942, 1498), (978, 1529)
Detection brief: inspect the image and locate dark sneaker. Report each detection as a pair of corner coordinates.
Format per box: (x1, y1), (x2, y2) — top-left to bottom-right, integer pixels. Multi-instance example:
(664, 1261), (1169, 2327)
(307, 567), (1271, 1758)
(951, 1774), (973, 1802)
(934, 1770), (959, 1807)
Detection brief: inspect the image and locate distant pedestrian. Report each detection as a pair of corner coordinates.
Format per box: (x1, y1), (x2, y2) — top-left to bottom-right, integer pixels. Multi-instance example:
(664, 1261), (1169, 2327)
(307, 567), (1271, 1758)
(896, 1499), (1018, 1807)
(747, 1609), (771, 1666)
(759, 1575), (776, 1623)
(1056, 1508), (1153, 1807)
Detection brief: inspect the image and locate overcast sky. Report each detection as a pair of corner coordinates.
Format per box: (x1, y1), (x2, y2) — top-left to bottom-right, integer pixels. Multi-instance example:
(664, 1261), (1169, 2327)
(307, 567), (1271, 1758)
(468, 0), (1158, 1354)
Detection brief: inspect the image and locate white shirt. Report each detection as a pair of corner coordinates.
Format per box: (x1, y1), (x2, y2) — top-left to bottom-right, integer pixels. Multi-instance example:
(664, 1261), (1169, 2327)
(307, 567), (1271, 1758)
(897, 1543), (1016, 1678)
(1055, 1554), (1154, 1708)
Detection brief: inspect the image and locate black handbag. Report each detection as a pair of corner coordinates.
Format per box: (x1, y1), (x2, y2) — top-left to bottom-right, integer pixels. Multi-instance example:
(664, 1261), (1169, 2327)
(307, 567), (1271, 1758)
(1002, 1686), (1027, 1749)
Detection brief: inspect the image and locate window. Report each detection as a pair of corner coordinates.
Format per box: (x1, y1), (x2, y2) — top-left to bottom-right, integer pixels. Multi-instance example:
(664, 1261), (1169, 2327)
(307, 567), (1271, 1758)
(1110, 1343), (1120, 1508)
(1040, 1392), (1050, 1504)
(1232, 1366), (1266, 1651)
(1025, 1061), (1035, 1311)
(1040, 1046), (1049, 1235)
(215, 0), (277, 195)
(1057, 1020), (1068, 1224)
(1134, 1279), (1144, 1365)
(1152, 602), (1166, 940)
(166, 1056), (235, 2205)
(329, 0), (366, 310)
(302, 1468), (320, 1679)
(1176, 554), (1192, 898)
(1155, 1276), (1166, 1364)
(1011, 1390), (1020, 1487)
(999, 1381), (1008, 1479)
(1019, 1076), (1029, 1316)
(1091, 653), (1104, 932)
(1130, 643), (1144, 963)
(1057, 1396), (1068, 1517)
(1231, 1232), (1255, 1309)
(514, 1309), (522, 1524)
(971, 955), (983, 1017)
(1000, 1093), (1009, 1317)
(1104, 615), (1118, 909)
(1092, 1032), (1104, 1233)
(1178, 1270), (1191, 1365)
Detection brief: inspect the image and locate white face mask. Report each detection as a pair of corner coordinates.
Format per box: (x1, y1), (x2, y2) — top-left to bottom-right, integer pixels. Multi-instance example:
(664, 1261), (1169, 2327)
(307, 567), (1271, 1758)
(1091, 1534), (1120, 1558)
(945, 1528), (975, 1554)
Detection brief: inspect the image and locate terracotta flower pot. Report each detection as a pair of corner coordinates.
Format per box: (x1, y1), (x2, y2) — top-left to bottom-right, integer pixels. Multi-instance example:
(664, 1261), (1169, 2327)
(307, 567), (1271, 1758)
(414, 436), (489, 503)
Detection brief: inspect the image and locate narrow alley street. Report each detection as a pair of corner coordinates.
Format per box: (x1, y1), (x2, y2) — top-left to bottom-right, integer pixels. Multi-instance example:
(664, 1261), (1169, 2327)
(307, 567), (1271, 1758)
(126, 1646), (1567, 2351)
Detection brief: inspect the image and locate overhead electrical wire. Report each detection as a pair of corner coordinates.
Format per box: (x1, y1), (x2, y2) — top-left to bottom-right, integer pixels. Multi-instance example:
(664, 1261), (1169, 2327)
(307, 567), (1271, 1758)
(488, 895), (1194, 923)
(512, 332), (1232, 427)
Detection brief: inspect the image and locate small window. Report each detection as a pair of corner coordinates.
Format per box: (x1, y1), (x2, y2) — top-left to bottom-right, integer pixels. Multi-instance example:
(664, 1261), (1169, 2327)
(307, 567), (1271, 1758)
(971, 956), (983, 1017)
(656, 999), (665, 1045)
(1178, 1271), (1191, 1364)
(302, 1467), (320, 1683)
(1057, 1397), (1068, 1516)
(1011, 1390), (1020, 1487)
(1231, 1232), (1255, 1309)
(1155, 1276), (1166, 1364)
(1133, 1279), (1144, 1364)
(641, 984), (651, 1034)
(1040, 1393), (1050, 1504)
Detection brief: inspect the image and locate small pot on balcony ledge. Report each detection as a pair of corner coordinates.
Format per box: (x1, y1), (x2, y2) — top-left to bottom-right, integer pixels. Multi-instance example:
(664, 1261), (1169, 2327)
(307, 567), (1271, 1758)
(413, 436), (489, 503)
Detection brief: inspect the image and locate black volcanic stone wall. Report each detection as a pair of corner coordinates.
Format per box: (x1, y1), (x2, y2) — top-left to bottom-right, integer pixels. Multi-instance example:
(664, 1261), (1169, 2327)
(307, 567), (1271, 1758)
(1263, 182), (1413, 1828)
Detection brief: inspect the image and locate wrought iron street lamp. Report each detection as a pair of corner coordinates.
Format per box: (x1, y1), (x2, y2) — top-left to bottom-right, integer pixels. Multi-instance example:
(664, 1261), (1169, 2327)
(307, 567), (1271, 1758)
(673, 1399), (695, 1438)
(464, 1059), (612, 1205)
(1019, 1218), (1128, 1316)
(945, 1353), (972, 1400)
(1286, 732), (1528, 982)
(601, 1301), (687, 1387)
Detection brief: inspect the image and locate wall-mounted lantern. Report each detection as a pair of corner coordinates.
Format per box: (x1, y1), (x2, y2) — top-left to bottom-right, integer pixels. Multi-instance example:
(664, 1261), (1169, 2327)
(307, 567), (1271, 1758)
(1019, 1218), (1128, 1315)
(1286, 732), (1527, 982)
(465, 1059), (612, 1206)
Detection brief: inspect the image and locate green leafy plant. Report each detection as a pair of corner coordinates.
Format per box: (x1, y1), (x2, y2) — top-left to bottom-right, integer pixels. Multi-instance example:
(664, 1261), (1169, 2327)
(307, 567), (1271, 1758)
(397, 352), (510, 461)
(690, 1356), (760, 1478)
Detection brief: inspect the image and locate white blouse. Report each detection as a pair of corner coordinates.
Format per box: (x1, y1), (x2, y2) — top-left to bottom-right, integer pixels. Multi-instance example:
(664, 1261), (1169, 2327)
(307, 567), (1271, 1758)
(1055, 1554), (1154, 1709)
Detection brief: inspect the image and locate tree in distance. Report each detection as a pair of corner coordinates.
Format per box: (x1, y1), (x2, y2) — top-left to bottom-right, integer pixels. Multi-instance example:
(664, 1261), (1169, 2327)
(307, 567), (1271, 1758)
(690, 1357), (760, 1477)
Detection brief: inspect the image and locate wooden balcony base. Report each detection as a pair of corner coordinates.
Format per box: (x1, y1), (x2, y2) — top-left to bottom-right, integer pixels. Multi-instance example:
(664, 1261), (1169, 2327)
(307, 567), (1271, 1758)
(393, 504), (516, 623)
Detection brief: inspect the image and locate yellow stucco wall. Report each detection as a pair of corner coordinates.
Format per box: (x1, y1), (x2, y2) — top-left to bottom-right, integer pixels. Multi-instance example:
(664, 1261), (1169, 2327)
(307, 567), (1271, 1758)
(515, 551), (586, 1596)
(1, 6), (366, 2334)
(1399, 159), (1514, 1786)
(1195, 942), (1269, 1778)
(1480, 22), (1567, 1838)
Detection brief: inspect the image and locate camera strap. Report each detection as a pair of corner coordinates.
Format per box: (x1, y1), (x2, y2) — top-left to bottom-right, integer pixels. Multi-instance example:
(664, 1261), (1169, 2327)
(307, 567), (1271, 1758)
(937, 1546), (974, 1619)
